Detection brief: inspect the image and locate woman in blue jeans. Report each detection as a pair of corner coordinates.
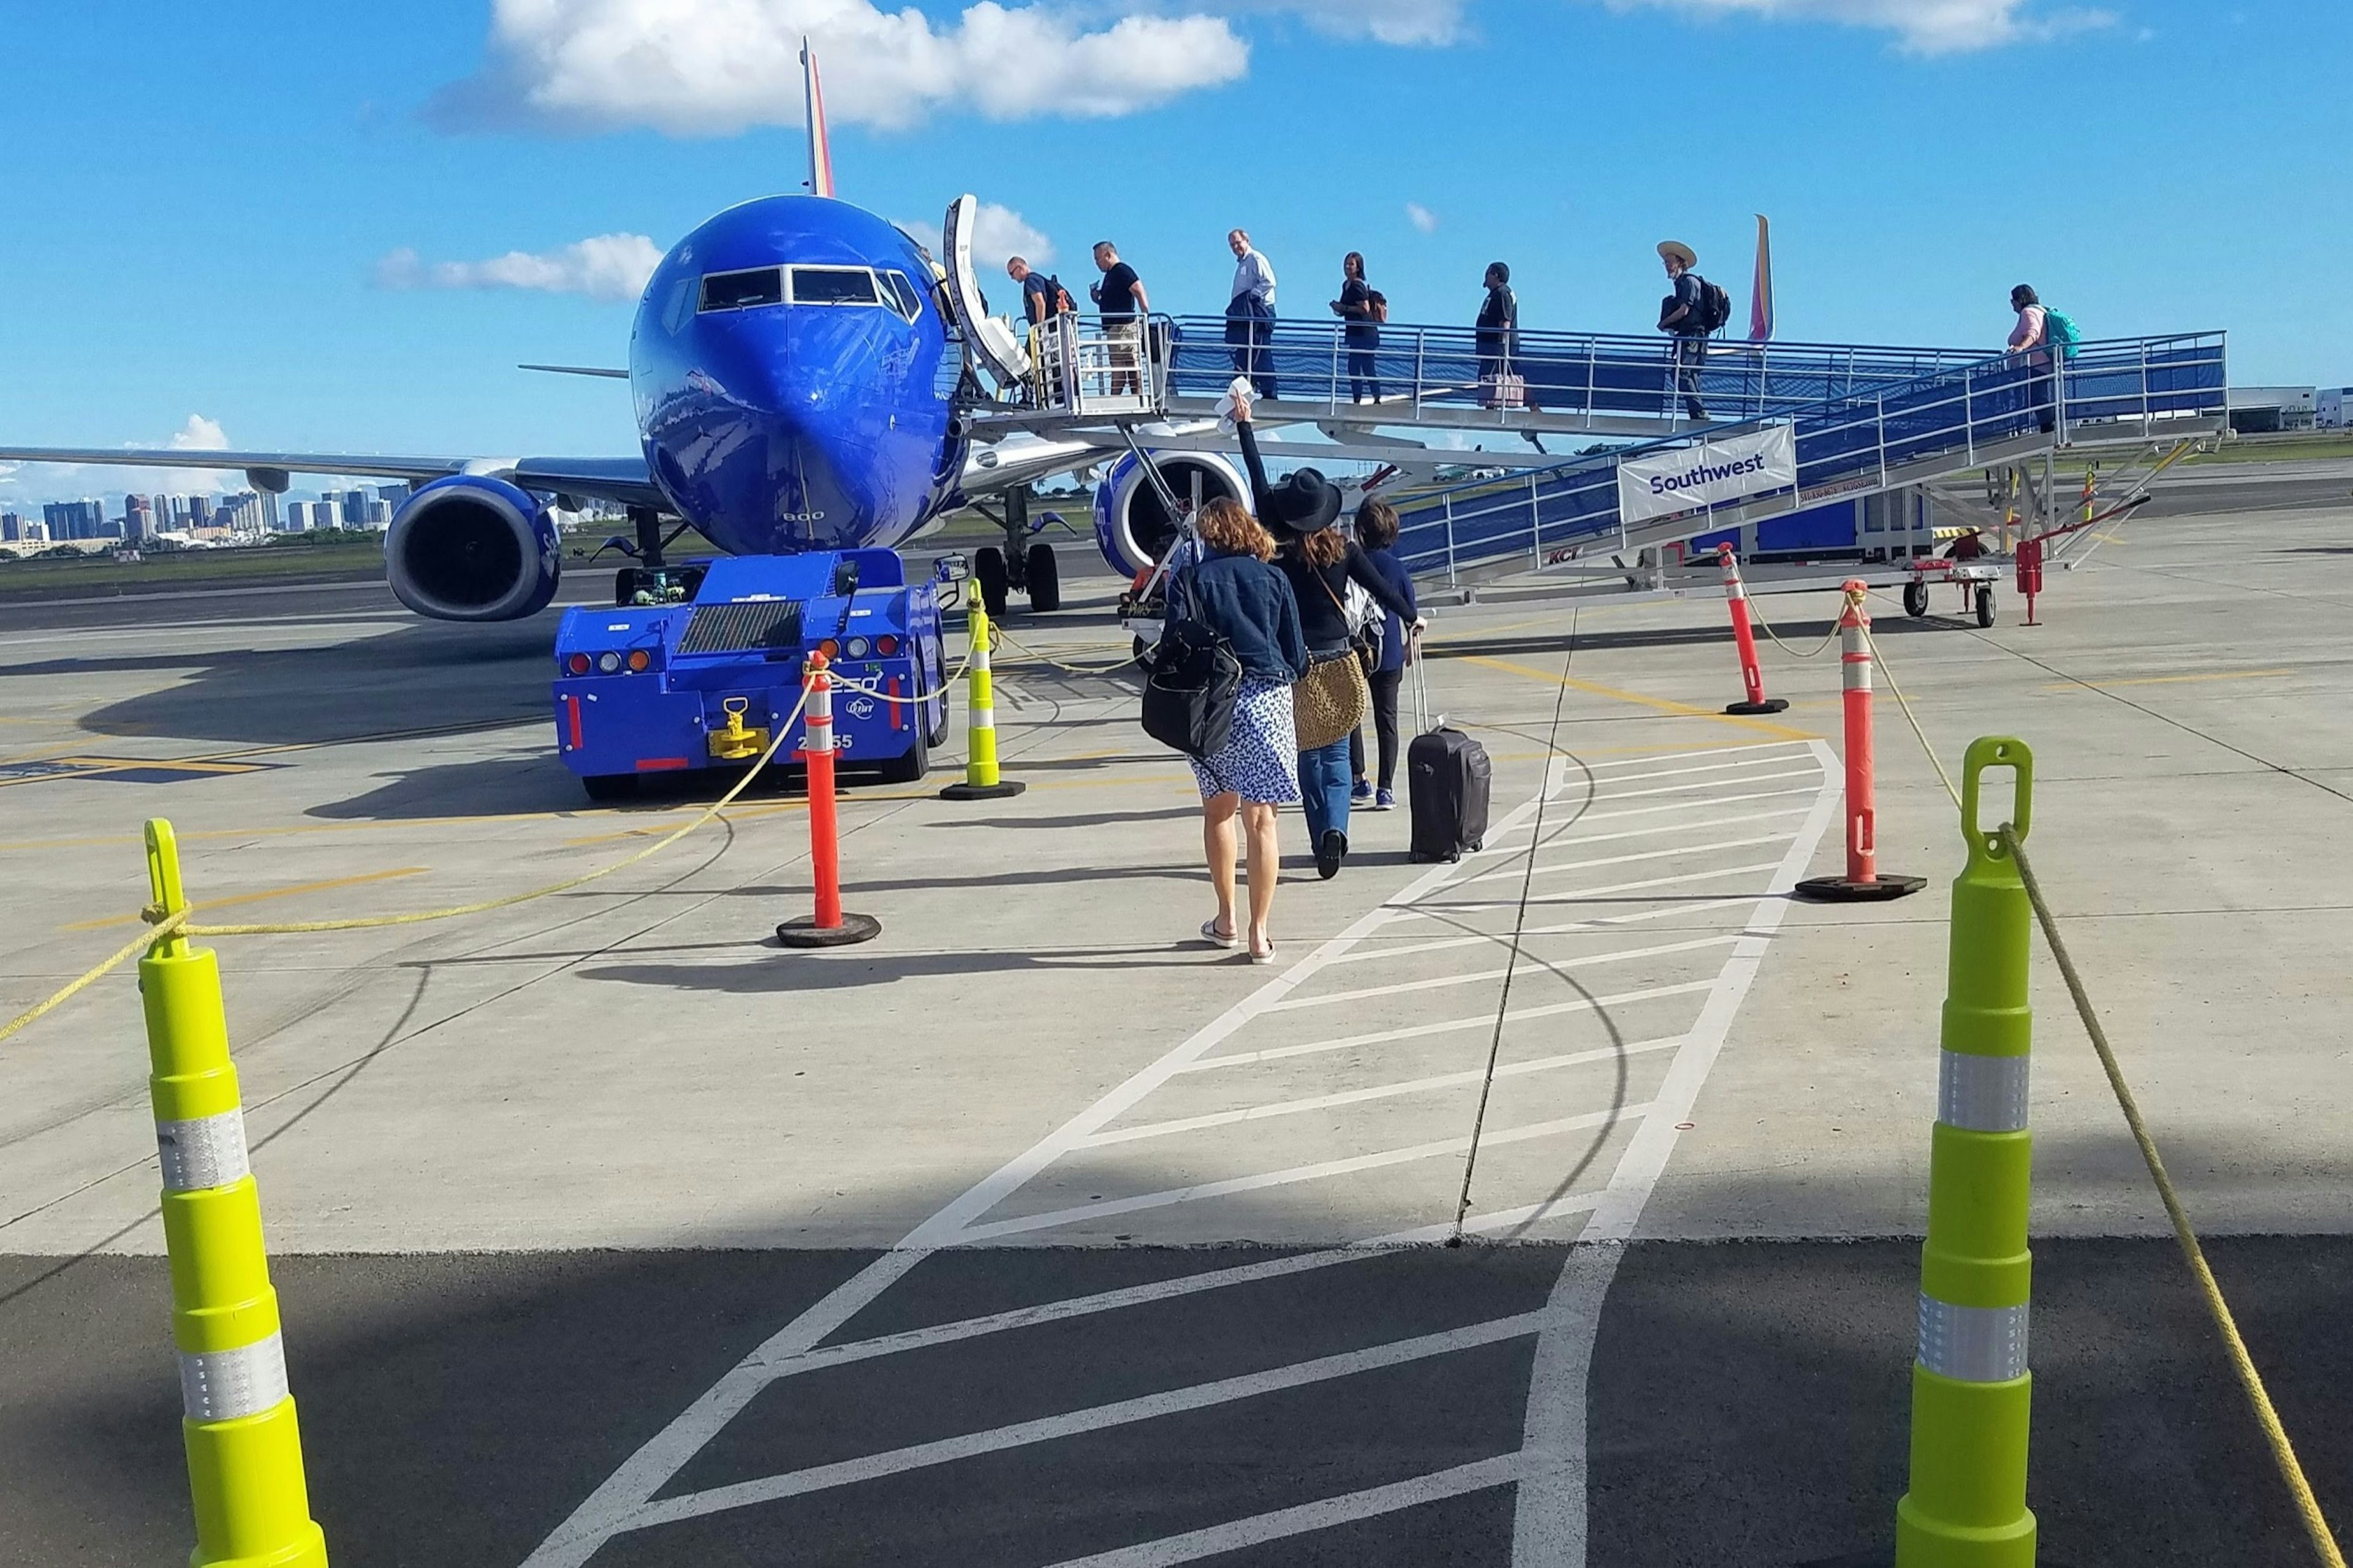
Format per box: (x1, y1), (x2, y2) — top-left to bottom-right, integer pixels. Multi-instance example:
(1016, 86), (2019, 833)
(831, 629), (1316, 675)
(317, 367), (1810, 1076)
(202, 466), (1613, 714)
(1231, 385), (1415, 878)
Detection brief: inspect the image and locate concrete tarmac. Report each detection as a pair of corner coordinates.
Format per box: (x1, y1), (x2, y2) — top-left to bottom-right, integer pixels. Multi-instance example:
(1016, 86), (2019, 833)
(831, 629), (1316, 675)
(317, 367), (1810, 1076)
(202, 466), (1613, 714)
(4, 501), (2352, 1564)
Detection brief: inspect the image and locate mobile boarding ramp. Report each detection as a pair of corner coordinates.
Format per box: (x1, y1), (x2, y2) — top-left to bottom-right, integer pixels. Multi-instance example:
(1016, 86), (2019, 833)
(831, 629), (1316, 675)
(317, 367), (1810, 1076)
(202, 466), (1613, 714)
(1388, 332), (2228, 596)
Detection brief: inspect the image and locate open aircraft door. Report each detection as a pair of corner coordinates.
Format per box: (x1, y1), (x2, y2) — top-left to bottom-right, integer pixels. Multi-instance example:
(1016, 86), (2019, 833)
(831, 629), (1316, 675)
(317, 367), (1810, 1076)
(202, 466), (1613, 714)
(942, 194), (1030, 395)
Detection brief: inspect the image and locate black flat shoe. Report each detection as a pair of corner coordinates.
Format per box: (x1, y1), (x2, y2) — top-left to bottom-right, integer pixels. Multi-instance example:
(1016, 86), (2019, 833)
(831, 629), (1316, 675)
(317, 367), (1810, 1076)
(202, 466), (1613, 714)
(1316, 829), (1347, 880)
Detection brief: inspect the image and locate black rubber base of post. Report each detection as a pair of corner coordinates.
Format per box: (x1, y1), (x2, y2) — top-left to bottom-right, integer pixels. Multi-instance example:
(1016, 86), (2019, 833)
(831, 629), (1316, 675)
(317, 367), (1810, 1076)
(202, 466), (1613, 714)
(1726, 698), (1792, 715)
(1795, 1553), (2072, 1567)
(939, 780), (1026, 800)
(1794, 873), (1928, 903)
(775, 912), (883, 949)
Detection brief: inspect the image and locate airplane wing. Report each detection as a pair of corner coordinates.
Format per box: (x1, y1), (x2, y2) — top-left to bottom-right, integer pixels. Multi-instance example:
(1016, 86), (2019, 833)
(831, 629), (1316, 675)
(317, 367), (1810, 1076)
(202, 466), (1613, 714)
(0, 445), (669, 510)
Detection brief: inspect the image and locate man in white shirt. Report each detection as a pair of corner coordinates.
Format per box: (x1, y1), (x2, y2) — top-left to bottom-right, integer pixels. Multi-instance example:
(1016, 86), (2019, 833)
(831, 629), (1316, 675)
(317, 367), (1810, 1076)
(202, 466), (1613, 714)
(1226, 228), (1279, 400)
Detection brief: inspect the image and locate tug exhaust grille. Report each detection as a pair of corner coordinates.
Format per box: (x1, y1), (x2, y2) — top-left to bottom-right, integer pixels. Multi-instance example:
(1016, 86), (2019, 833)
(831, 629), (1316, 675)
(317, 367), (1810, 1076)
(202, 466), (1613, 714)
(677, 600), (805, 656)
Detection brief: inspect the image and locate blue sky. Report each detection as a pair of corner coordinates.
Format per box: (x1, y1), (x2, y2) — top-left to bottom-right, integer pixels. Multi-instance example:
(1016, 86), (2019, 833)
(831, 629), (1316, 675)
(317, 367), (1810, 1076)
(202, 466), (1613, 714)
(2, 0), (2345, 504)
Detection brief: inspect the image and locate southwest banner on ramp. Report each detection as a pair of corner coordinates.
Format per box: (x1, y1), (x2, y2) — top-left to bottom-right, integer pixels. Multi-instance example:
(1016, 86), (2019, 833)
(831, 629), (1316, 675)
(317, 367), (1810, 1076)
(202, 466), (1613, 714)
(1617, 426), (1798, 525)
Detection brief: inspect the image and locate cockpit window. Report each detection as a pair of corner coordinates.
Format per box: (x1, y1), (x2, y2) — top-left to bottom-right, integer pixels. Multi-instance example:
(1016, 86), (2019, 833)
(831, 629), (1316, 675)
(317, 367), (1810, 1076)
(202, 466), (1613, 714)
(880, 270), (923, 322)
(787, 267), (881, 306)
(699, 268), (784, 312)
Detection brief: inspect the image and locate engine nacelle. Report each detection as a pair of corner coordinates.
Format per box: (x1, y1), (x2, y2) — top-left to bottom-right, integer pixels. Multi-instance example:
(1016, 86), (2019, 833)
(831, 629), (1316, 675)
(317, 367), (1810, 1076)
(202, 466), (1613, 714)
(1091, 451), (1246, 578)
(385, 475), (562, 621)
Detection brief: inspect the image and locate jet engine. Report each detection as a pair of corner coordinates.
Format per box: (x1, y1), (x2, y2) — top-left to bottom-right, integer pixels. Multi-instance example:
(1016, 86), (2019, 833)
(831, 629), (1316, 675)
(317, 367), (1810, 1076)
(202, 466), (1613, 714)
(384, 475), (563, 621)
(1091, 451), (1246, 578)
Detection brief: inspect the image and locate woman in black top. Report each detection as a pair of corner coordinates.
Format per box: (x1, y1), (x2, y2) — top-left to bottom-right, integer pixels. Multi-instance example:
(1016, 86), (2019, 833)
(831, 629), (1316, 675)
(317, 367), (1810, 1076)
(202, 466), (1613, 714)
(1476, 261), (1517, 388)
(1332, 252), (1381, 404)
(1230, 385), (1414, 878)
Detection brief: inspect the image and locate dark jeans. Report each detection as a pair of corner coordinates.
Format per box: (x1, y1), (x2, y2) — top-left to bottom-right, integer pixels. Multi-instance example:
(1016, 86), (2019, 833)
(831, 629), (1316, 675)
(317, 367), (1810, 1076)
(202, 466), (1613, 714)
(1673, 335), (1708, 422)
(1347, 347), (1382, 403)
(1227, 300), (1278, 398)
(1348, 667), (1404, 788)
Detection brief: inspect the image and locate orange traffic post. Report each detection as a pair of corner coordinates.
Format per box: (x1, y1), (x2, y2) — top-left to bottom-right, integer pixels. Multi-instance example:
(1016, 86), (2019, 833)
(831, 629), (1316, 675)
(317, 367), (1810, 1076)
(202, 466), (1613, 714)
(1797, 582), (1925, 903)
(2017, 536), (2045, 628)
(776, 652), (881, 949)
(1717, 545), (1790, 716)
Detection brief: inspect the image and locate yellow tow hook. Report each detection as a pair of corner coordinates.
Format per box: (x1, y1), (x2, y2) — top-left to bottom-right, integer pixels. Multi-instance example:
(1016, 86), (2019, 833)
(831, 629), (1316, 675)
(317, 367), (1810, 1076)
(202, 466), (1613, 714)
(708, 696), (770, 762)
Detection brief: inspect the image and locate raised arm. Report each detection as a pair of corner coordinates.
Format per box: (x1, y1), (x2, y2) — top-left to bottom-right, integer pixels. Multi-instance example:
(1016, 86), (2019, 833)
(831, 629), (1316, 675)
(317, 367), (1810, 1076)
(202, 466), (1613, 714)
(1345, 542), (1414, 620)
(1234, 412), (1278, 522)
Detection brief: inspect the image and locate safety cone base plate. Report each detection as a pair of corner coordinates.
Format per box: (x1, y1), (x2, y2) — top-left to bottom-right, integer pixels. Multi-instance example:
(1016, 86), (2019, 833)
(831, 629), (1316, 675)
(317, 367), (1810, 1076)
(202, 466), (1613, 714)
(776, 912), (883, 949)
(1795, 1555), (2070, 1567)
(1794, 873), (1927, 903)
(940, 781), (1026, 800)
(1726, 699), (1791, 715)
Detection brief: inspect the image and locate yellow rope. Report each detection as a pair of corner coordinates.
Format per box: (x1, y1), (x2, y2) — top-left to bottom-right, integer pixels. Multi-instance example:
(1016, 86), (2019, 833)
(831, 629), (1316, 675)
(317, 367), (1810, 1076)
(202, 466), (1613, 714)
(2004, 826), (2348, 1568)
(0, 909), (190, 1048)
(1862, 615), (2344, 1566)
(1746, 593), (1843, 661)
(992, 626), (1140, 676)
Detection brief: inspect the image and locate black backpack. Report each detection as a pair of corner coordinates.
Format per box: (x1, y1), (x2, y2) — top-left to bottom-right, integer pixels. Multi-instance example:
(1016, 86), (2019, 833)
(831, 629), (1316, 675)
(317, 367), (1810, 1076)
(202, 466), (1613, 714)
(1039, 273), (1076, 314)
(1692, 275), (1733, 335)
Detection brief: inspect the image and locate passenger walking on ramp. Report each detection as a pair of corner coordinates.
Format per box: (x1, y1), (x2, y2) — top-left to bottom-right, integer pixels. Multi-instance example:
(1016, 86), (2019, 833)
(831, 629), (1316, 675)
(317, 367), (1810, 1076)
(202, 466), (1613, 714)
(1006, 256), (1068, 325)
(1476, 262), (1519, 406)
(1332, 251), (1384, 404)
(1089, 241), (1149, 398)
(1233, 385), (1416, 879)
(1167, 496), (1306, 965)
(1658, 240), (1711, 423)
(1226, 229), (1279, 398)
(2007, 283), (2060, 433)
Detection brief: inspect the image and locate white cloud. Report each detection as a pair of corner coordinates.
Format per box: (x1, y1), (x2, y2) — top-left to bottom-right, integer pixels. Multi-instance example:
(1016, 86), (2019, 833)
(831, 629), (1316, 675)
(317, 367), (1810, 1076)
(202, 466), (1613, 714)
(1405, 202), (1439, 233)
(898, 202), (1056, 271)
(1226, 0), (1469, 44)
(374, 233), (664, 302)
(439, 0), (1251, 135)
(0, 415), (251, 511)
(1596, 0), (2114, 53)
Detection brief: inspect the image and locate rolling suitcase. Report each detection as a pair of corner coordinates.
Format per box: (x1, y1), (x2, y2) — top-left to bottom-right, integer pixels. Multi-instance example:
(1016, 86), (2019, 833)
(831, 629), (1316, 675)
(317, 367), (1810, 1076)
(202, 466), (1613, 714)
(1406, 662), (1490, 862)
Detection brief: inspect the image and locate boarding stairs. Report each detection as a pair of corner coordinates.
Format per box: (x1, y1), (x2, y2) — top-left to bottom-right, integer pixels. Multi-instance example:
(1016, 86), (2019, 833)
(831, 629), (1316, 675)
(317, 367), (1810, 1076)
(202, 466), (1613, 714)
(1381, 332), (2229, 596)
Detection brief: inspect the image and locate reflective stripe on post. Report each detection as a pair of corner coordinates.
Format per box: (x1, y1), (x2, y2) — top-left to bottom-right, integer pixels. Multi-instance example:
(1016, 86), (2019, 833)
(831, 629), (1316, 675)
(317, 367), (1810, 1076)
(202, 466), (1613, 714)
(940, 588), (1025, 801)
(1895, 737), (2038, 1568)
(140, 818), (330, 1568)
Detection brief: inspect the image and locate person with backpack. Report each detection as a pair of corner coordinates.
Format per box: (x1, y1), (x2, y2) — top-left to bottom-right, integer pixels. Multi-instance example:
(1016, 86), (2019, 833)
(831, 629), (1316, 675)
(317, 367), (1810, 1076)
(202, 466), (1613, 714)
(2007, 284), (2077, 434)
(1006, 256), (1070, 325)
(1657, 240), (1720, 423)
(1160, 494), (1307, 965)
(1332, 251), (1384, 404)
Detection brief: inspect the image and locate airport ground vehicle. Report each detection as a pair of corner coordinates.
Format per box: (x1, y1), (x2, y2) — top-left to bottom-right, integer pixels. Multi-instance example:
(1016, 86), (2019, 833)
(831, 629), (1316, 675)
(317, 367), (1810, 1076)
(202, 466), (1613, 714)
(551, 550), (949, 800)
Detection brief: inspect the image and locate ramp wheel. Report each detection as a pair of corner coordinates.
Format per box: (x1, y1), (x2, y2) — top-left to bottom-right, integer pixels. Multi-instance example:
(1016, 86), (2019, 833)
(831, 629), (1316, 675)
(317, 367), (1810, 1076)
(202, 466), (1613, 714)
(1026, 542), (1061, 612)
(974, 547), (1010, 618)
(1975, 585), (1996, 628)
(1903, 580), (1929, 618)
(582, 773), (637, 803)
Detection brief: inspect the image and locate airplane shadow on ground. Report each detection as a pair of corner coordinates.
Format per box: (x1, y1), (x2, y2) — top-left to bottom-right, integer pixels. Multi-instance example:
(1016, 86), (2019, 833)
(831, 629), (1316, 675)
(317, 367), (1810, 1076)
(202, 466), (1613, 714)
(17, 617), (561, 749)
(577, 941), (1218, 994)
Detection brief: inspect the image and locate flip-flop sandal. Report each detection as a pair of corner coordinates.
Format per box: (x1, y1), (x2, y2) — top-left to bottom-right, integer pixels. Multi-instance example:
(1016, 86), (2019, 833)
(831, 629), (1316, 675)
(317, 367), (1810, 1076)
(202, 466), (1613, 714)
(1200, 918), (1240, 949)
(1248, 940), (1277, 965)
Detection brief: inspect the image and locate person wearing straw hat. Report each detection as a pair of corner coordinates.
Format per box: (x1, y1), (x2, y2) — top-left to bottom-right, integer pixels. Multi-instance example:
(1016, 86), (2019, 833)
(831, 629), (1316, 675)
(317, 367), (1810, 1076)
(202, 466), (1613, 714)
(1658, 239), (1710, 422)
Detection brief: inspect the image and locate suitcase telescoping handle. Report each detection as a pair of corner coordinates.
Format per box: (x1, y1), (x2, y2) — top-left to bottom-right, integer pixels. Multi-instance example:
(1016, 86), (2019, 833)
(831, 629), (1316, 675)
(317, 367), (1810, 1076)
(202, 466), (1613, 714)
(1413, 653), (1445, 734)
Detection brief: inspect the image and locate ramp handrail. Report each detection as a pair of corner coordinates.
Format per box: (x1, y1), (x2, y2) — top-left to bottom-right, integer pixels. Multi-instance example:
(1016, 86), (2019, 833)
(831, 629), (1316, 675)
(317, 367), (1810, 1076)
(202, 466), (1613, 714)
(1387, 331), (2227, 583)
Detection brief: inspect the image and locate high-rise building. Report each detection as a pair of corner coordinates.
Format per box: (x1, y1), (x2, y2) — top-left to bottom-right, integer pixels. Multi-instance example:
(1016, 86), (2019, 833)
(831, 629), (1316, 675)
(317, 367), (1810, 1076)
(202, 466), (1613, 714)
(258, 489), (280, 532)
(44, 499), (107, 540)
(1, 512), (20, 542)
(126, 494), (154, 542)
(189, 495), (214, 528)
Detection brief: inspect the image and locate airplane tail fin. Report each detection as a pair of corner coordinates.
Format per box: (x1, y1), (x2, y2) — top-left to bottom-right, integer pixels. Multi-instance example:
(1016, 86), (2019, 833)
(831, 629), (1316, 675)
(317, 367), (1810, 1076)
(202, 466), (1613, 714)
(801, 39), (835, 198)
(1749, 213), (1774, 343)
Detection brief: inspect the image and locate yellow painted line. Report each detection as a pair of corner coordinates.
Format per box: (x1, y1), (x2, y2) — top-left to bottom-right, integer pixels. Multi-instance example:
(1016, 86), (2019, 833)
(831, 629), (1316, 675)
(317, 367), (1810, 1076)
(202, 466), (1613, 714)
(2044, 668), (2292, 692)
(0, 739), (101, 767)
(62, 866), (431, 931)
(1460, 656), (1820, 741)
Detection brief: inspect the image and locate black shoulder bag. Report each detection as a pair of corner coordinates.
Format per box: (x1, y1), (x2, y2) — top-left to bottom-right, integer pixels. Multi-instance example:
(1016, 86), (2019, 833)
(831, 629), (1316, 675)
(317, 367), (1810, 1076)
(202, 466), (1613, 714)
(1140, 566), (1243, 759)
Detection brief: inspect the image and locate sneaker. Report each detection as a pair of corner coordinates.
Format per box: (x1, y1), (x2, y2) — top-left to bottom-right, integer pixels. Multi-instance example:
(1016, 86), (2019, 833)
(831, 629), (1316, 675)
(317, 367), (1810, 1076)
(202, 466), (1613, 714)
(1373, 788), (1396, 811)
(1316, 829), (1347, 881)
(1351, 778), (1373, 803)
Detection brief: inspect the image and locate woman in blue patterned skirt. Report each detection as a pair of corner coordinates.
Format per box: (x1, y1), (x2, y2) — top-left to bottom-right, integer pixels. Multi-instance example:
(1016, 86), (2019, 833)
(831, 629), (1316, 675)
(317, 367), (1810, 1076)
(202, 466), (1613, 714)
(1171, 496), (1307, 963)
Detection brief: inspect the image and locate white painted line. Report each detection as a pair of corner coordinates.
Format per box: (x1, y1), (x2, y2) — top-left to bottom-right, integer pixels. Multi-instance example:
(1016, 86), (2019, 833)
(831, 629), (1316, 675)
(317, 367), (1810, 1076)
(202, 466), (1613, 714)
(1574, 750), (1816, 787)
(1335, 892), (1765, 956)
(1423, 860), (1787, 917)
(620, 1314), (1547, 1534)
(1083, 1036), (1687, 1148)
(1040, 1453), (1531, 1567)
(1457, 832), (1795, 888)
(1510, 740), (1841, 1568)
(1465, 787), (1822, 857)
(953, 1105), (1653, 1244)
(520, 768), (1587, 1568)
(1264, 933), (1738, 1013)
(1575, 739), (1813, 771)
(1521, 805), (1814, 859)
(1375, 1190), (1607, 1245)
(1580, 765), (1823, 803)
(1180, 980), (1715, 1072)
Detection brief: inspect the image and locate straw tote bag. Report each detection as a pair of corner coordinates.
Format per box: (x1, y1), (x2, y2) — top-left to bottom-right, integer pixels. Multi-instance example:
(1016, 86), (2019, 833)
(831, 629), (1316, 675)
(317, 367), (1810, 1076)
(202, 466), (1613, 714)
(1292, 568), (1371, 751)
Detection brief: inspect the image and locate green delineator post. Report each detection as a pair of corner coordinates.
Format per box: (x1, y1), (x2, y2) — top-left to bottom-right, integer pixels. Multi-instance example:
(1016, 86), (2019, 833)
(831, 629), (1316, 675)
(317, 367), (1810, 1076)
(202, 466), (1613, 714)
(1895, 738), (2038, 1568)
(142, 819), (330, 1568)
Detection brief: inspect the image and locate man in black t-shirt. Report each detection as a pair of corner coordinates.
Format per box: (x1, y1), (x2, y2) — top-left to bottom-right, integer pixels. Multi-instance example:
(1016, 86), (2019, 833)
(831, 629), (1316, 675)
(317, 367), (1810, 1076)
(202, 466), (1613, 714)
(1089, 240), (1150, 396)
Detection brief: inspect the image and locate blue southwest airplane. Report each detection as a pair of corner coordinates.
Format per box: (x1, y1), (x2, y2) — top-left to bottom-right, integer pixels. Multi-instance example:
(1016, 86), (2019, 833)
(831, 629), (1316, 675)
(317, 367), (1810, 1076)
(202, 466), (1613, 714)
(0, 44), (1230, 626)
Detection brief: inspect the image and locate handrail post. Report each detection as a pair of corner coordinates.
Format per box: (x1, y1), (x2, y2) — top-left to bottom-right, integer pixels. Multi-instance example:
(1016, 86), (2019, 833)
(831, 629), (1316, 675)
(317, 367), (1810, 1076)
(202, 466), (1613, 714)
(1444, 494), (1458, 586)
(1529, 474), (1544, 569)
(1877, 392), (1889, 493)
(1328, 322), (1341, 414)
(1413, 329), (1427, 418)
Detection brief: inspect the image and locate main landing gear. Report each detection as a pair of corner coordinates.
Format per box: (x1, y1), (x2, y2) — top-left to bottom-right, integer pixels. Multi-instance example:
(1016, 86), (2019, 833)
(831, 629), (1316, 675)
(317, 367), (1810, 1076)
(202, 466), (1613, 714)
(973, 485), (1062, 618)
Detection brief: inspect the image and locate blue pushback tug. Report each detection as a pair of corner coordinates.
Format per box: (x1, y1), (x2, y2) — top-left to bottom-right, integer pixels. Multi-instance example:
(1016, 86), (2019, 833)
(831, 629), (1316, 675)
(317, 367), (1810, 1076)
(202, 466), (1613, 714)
(551, 550), (950, 801)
